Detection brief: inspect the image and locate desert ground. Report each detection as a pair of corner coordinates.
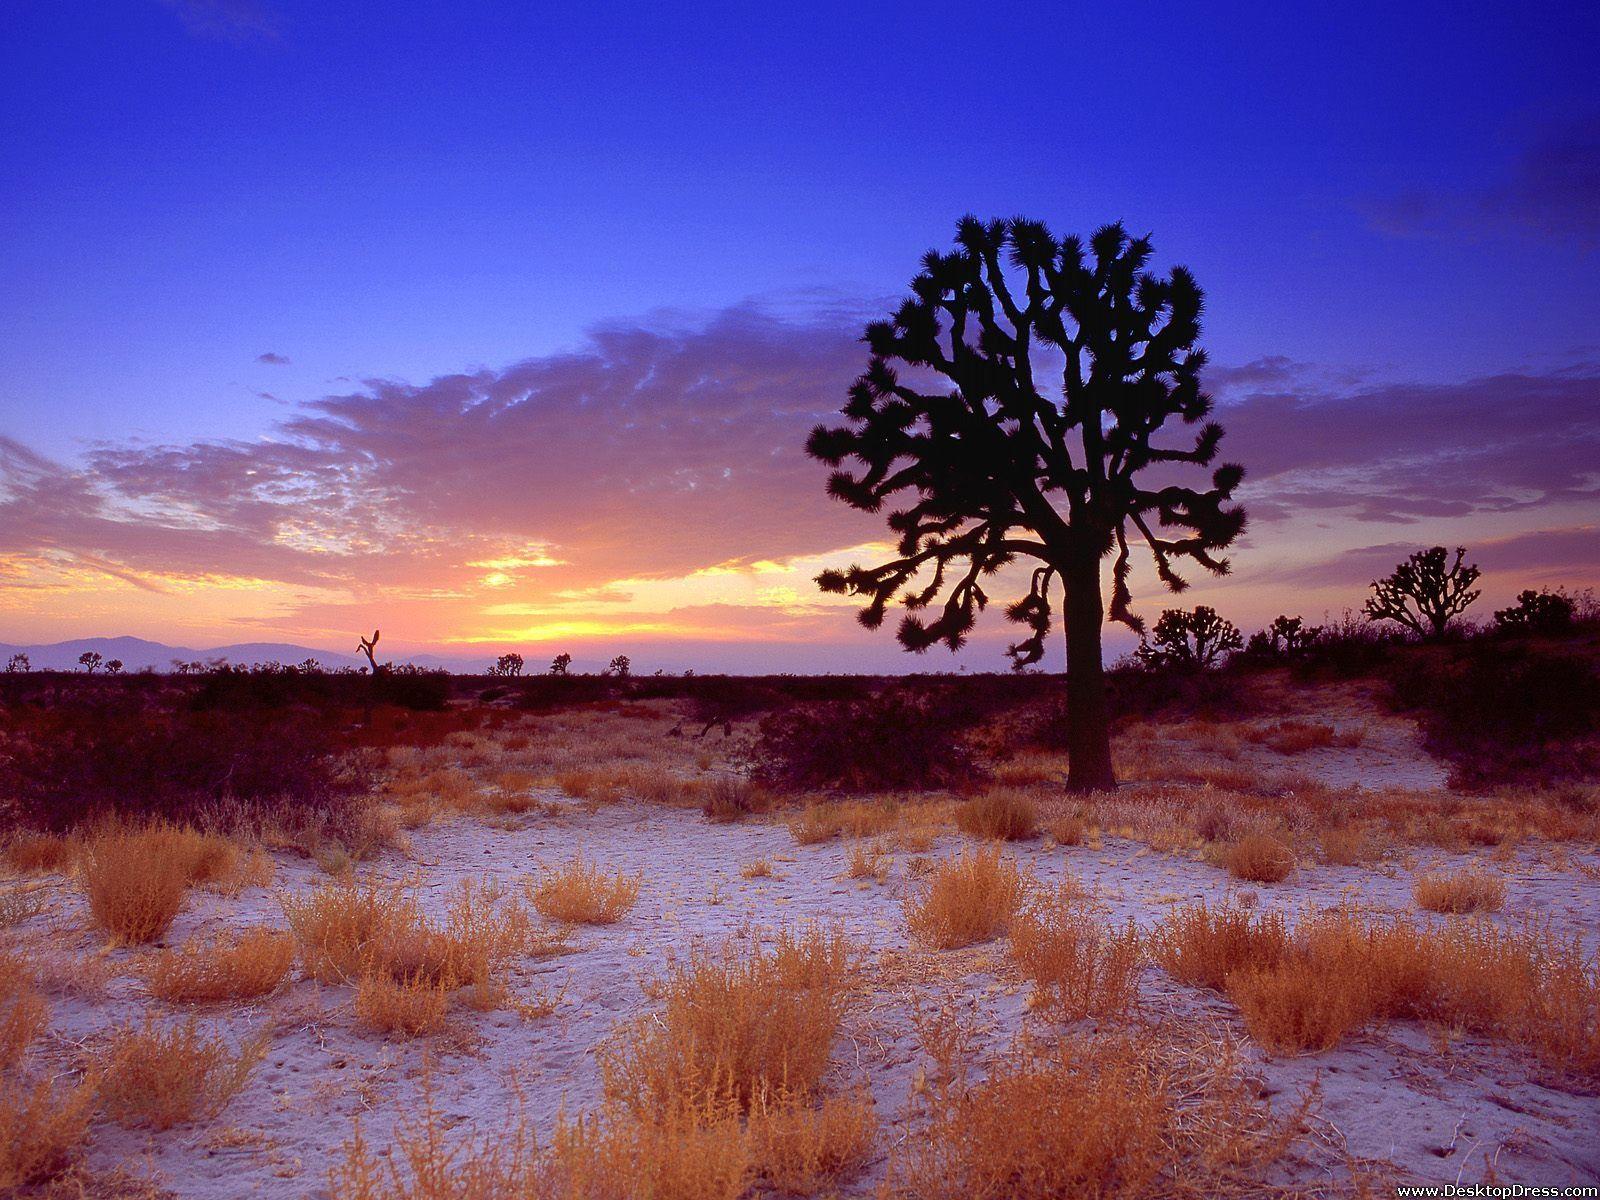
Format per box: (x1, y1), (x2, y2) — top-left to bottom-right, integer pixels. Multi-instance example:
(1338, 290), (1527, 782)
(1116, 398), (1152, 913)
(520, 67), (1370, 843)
(3, 658), (1599, 1199)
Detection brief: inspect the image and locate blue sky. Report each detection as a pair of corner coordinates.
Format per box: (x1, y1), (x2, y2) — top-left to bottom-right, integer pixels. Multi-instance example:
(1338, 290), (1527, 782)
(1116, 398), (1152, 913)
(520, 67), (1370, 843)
(1, 1), (1596, 664)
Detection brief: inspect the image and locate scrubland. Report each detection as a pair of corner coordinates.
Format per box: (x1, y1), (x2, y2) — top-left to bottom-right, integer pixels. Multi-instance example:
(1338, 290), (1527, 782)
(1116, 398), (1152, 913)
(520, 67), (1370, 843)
(2, 633), (1599, 1197)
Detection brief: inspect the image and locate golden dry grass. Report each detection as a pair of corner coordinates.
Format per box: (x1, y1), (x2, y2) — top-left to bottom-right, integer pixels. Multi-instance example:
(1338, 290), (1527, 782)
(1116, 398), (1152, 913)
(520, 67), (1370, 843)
(889, 1030), (1303, 1199)
(529, 855), (641, 924)
(146, 926), (295, 1004)
(740, 858), (775, 879)
(0, 1077), (96, 1193)
(904, 846), (1031, 950)
(1220, 833), (1295, 883)
(844, 842), (891, 883)
(94, 1016), (268, 1129)
(353, 971), (452, 1036)
(1, 831), (77, 874)
(1150, 899), (1292, 992)
(80, 826), (193, 944)
(0, 952), (48, 1069)
(747, 1088), (877, 1194)
(1011, 883), (1143, 1022)
(601, 925), (854, 1116)
(955, 789), (1038, 841)
(1413, 867), (1506, 913)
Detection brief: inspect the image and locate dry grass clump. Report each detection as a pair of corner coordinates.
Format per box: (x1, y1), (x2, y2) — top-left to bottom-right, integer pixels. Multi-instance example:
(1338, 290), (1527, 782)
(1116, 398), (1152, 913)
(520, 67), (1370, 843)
(1, 954), (48, 1069)
(548, 1100), (753, 1200)
(787, 804), (844, 845)
(1220, 832), (1295, 883)
(1011, 883), (1143, 1022)
(80, 826), (194, 944)
(747, 1088), (877, 1194)
(0, 1077), (96, 1193)
(740, 858), (775, 880)
(955, 788), (1038, 841)
(1150, 899), (1292, 992)
(353, 971), (452, 1036)
(1157, 902), (1600, 1071)
(603, 925), (855, 1116)
(94, 1016), (267, 1129)
(1319, 825), (1379, 865)
(1413, 866), (1506, 913)
(0, 885), (47, 929)
(888, 1031), (1302, 1198)
(702, 775), (770, 824)
(905, 846), (1031, 951)
(1, 831), (77, 874)
(1244, 720), (1361, 755)
(1047, 814), (1087, 846)
(281, 878), (559, 1033)
(146, 926), (295, 1003)
(529, 854), (641, 924)
(845, 842), (891, 883)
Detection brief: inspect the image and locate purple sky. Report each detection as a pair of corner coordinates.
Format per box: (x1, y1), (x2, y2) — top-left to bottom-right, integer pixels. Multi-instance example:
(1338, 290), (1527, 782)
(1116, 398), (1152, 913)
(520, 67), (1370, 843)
(1, 1), (1597, 670)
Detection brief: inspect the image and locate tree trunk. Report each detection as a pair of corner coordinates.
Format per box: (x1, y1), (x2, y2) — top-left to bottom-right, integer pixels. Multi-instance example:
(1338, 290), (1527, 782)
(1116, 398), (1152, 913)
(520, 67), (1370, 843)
(1063, 553), (1118, 793)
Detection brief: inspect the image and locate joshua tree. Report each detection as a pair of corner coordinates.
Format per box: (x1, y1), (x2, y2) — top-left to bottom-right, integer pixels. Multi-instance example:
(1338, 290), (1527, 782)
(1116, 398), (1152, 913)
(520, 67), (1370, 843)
(489, 652), (525, 677)
(1137, 606), (1242, 669)
(1246, 614), (1322, 659)
(605, 655), (632, 678)
(4, 652), (28, 673)
(77, 651), (103, 673)
(808, 218), (1246, 791)
(105, 659), (124, 676)
(549, 652), (572, 676)
(1364, 546), (1480, 639)
(356, 629), (385, 674)
(1494, 589), (1574, 633)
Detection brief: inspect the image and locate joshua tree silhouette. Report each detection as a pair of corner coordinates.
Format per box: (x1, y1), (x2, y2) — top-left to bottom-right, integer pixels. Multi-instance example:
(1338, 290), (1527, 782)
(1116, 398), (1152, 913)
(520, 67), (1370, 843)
(1137, 606), (1242, 670)
(549, 653), (572, 676)
(1364, 547), (1480, 640)
(808, 218), (1246, 790)
(357, 629), (383, 673)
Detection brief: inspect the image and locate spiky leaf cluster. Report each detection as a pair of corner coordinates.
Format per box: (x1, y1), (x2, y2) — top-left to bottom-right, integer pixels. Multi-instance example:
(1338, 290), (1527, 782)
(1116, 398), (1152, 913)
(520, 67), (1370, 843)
(808, 218), (1246, 667)
(1136, 606), (1243, 670)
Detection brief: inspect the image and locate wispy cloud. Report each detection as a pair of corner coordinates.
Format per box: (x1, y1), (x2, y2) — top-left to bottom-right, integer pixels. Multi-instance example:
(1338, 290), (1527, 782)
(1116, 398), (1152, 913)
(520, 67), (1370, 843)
(255, 351), (291, 365)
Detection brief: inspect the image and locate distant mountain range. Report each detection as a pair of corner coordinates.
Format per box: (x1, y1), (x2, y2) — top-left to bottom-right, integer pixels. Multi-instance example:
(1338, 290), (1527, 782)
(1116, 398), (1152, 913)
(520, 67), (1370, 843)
(0, 636), (487, 674)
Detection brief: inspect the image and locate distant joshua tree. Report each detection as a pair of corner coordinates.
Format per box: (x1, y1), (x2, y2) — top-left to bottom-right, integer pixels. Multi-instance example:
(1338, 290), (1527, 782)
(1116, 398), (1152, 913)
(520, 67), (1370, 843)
(1246, 614), (1322, 659)
(1137, 606), (1242, 670)
(808, 218), (1246, 791)
(1494, 589), (1575, 633)
(4, 652), (28, 673)
(105, 659), (124, 676)
(78, 651), (103, 673)
(357, 629), (385, 674)
(549, 652), (572, 676)
(605, 655), (632, 678)
(1364, 546), (1480, 639)
(489, 652), (525, 677)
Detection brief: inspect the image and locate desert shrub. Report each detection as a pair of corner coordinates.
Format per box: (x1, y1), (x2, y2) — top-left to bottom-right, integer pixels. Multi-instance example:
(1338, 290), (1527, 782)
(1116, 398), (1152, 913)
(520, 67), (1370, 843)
(0, 697), (366, 832)
(904, 846), (1031, 950)
(954, 789), (1038, 841)
(1386, 639), (1600, 786)
(601, 926), (854, 1116)
(1010, 884), (1142, 1021)
(1220, 833), (1295, 883)
(748, 690), (983, 792)
(1048, 815), (1087, 846)
(1150, 900), (1292, 992)
(889, 1032), (1300, 1199)
(95, 1016), (267, 1129)
(0, 832), (77, 873)
(700, 775), (768, 823)
(1226, 957), (1371, 1054)
(0, 1077), (95, 1193)
(747, 1089), (877, 1194)
(844, 842), (891, 882)
(146, 927), (295, 1003)
(374, 665), (452, 711)
(79, 826), (194, 943)
(353, 971), (452, 1036)
(0, 956), (47, 1069)
(1412, 867), (1506, 913)
(529, 855), (641, 924)
(1494, 589), (1576, 634)
(547, 1101), (753, 1200)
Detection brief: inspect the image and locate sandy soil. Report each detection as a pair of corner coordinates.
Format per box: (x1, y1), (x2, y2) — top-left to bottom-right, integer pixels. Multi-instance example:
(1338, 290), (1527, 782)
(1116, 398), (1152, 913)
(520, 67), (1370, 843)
(6, 705), (1598, 1197)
